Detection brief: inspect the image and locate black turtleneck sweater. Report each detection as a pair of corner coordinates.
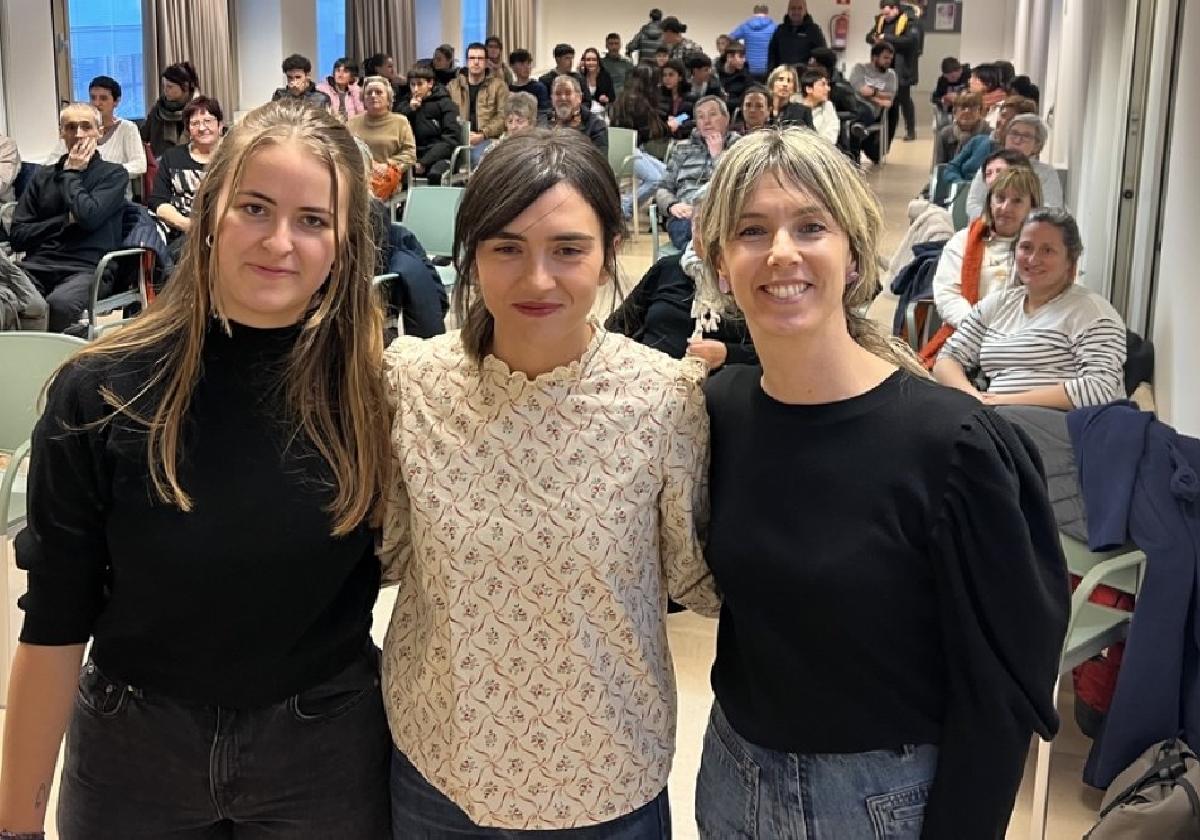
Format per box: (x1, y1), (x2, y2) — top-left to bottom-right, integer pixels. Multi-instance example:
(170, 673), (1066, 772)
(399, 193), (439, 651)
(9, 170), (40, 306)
(16, 322), (381, 708)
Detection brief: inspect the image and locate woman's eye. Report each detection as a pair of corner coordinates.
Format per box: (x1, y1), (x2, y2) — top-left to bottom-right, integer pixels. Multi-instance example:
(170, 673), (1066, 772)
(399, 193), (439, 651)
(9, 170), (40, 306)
(557, 246), (585, 258)
(241, 203), (266, 217)
(798, 222), (826, 235)
(737, 225), (766, 238)
(493, 244), (520, 255)
(301, 214), (330, 229)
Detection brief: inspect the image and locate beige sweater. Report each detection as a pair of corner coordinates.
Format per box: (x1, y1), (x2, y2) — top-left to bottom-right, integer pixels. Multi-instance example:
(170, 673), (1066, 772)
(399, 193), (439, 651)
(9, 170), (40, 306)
(348, 112), (417, 170)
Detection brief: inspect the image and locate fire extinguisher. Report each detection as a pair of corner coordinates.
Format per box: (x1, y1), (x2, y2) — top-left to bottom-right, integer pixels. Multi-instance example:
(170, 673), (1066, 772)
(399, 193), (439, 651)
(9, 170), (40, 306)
(830, 13), (850, 50)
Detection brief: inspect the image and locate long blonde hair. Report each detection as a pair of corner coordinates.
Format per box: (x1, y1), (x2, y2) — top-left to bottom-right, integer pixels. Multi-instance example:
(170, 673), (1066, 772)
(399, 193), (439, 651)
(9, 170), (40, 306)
(696, 127), (928, 377)
(71, 99), (389, 534)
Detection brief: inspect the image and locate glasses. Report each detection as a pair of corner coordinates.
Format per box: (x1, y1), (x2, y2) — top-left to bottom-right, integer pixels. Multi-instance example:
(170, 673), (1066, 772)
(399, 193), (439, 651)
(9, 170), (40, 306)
(189, 117), (218, 129)
(1007, 131), (1037, 142)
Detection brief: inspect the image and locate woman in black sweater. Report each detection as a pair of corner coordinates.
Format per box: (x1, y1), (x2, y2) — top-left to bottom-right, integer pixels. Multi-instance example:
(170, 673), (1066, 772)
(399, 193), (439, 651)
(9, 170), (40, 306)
(691, 127), (1068, 838)
(0, 100), (393, 839)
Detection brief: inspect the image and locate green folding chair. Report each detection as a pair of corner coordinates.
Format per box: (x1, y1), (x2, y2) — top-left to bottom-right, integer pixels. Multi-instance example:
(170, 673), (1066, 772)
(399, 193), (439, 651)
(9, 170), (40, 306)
(400, 186), (466, 289)
(607, 127), (641, 239)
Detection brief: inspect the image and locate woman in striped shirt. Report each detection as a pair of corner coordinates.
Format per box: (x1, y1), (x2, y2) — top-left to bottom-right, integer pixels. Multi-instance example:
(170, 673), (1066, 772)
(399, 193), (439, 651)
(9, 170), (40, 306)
(933, 208), (1126, 409)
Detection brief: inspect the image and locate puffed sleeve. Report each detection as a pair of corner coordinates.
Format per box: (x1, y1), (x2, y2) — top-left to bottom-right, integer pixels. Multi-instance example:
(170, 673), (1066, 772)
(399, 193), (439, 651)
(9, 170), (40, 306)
(16, 360), (113, 645)
(659, 357), (721, 618)
(921, 409), (1069, 838)
(377, 337), (421, 586)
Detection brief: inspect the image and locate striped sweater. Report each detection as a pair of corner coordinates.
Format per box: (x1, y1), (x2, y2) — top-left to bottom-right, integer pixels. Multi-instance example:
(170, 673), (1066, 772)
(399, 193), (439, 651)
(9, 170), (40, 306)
(939, 283), (1127, 408)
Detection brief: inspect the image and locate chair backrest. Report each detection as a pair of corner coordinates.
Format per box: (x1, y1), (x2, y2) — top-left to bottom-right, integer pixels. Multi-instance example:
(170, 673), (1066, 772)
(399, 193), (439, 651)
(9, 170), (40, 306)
(950, 184), (971, 230)
(400, 186), (465, 260)
(0, 332), (87, 452)
(606, 127), (637, 177)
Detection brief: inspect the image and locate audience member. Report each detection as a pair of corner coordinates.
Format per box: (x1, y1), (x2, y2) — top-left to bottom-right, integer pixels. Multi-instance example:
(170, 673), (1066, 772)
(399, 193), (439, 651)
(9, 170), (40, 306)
(936, 208), (1127, 409)
(867, 1), (920, 141)
(149, 96), (223, 262)
(658, 59), (695, 139)
(430, 45), (457, 86)
(849, 43), (898, 162)
(767, 1), (827, 72)
(932, 91), (988, 166)
(508, 49), (550, 112)
(549, 75), (608, 151)
(483, 36), (514, 85)
(10, 103), (127, 332)
(808, 47), (858, 114)
(979, 148), (1031, 190)
(995, 60), (1017, 92)
(607, 66), (670, 215)
(942, 94), (1037, 188)
(142, 61), (200, 158)
(626, 7), (666, 67)
(931, 57), (971, 130)
(799, 68), (838, 144)
(499, 92), (539, 140)
(449, 42), (509, 166)
(766, 65), (811, 128)
(579, 47), (616, 109)
(719, 43), (753, 110)
(1011, 74), (1041, 105)
(686, 54), (724, 103)
(0, 249), (46, 330)
(48, 76), (146, 200)
(966, 113), (1062, 218)
(731, 4), (778, 79)
(661, 17), (704, 63)
(715, 35), (732, 65)
(969, 63), (1007, 125)
(601, 33), (634, 93)
(396, 64), (460, 184)
(655, 46), (670, 69)
(317, 58), (365, 121)
(364, 53), (406, 103)
(655, 96), (739, 249)
(348, 76), (417, 199)
(538, 43), (583, 97)
(272, 54), (332, 110)
(732, 85), (771, 133)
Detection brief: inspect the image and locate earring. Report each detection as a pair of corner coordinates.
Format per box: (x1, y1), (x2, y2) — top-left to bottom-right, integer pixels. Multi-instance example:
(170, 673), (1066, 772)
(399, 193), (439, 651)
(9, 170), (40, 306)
(718, 275), (731, 294)
(846, 269), (860, 287)
(205, 234), (214, 248)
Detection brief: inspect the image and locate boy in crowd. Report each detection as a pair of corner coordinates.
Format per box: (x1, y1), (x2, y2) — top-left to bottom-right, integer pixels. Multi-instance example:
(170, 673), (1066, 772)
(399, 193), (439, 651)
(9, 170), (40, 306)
(686, 54), (724, 103)
(932, 57), (971, 130)
(719, 42), (753, 111)
(272, 54), (332, 109)
(602, 33), (634, 94)
(508, 49), (550, 112)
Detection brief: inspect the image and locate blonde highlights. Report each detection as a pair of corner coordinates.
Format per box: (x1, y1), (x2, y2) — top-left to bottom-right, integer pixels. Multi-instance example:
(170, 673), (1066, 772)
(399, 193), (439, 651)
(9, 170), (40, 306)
(697, 127), (928, 377)
(71, 99), (389, 534)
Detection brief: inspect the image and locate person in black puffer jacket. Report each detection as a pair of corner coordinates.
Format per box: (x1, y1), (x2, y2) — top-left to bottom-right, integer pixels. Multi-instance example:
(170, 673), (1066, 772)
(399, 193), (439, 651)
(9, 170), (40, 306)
(394, 65), (460, 185)
(625, 8), (665, 67)
(767, 1), (828, 72)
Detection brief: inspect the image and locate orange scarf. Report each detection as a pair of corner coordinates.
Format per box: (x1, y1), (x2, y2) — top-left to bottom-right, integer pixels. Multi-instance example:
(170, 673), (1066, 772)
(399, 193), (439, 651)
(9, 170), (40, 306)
(919, 217), (988, 368)
(875, 11), (909, 37)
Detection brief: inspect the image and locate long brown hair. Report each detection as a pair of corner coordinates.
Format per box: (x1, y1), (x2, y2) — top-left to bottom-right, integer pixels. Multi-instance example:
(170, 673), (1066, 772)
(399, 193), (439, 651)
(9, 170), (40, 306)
(71, 99), (389, 534)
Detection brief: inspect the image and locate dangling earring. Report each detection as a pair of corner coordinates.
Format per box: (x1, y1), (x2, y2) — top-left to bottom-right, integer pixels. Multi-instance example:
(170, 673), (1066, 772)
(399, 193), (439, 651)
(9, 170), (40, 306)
(205, 234), (214, 248)
(718, 275), (731, 294)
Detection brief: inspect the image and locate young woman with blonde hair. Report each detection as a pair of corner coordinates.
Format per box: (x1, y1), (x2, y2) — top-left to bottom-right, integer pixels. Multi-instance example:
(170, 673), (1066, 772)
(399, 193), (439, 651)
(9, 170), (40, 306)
(0, 99), (392, 839)
(692, 127), (1068, 839)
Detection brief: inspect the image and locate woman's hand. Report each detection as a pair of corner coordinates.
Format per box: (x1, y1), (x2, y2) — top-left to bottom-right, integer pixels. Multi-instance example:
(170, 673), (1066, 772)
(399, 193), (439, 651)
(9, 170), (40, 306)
(686, 339), (728, 370)
(667, 116), (680, 134)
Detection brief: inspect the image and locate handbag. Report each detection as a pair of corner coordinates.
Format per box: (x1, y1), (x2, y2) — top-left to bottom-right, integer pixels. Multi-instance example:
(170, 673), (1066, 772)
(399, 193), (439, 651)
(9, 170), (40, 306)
(1085, 738), (1200, 839)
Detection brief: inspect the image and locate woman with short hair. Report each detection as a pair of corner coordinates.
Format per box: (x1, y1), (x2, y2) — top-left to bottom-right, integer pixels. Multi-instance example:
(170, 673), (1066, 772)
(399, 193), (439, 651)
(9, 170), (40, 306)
(317, 57), (366, 121)
(348, 75), (417, 199)
(966, 113), (1063, 218)
(148, 96), (224, 261)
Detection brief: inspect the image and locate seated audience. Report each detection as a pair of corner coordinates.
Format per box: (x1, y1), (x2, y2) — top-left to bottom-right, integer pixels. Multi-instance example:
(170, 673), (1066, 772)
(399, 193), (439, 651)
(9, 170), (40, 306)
(765, 65), (812, 128)
(349, 76), (417, 199)
(654, 46), (670, 69)
(767, 0), (828, 71)
(969, 63), (1008, 126)
(272, 54), (332, 109)
(579, 47), (616, 109)
(142, 61), (200, 158)
(799, 69), (839, 145)
(927, 165), (1041, 347)
(730, 4), (776, 80)
(49, 76), (146, 200)
(364, 52), (402, 101)
(718, 42), (753, 110)
(933, 91), (989, 166)
(931, 57), (971, 130)
(430, 45), (457, 86)
(549, 76), (608, 151)
(660, 16), (704, 63)
(601, 33), (634, 94)
(995, 60), (1017, 92)
(508, 49), (550, 112)
(1011, 74), (1041, 105)
(10, 103), (127, 332)
(484, 36), (514, 85)
(655, 95), (739, 249)
(499, 92), (539, 139)
(538, 43), (586, 102)
(942, 94), (1037, 189)
(685, 54), (723, 104)
(148, 96), (223, 261)
(317, 58), (365, 121)
(935, 208), (1127, 409)
(607, 66), (670, 216)
(396, 64), (459, 184)
(966, 114), (1062, 218)
(732, 85), (771, 134)
(848, 43), (897, 161)
(450, 42), (509, 166)
(979, 147), (1035, 194)
(714, 35), (731, 68)
(808, 47), (859, 115)
(658, 59), (694, 139)
(0, 248), (47, 330)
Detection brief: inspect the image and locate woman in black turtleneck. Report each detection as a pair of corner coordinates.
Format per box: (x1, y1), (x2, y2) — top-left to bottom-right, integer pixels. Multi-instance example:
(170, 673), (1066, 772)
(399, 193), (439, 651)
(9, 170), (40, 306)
(0, 100), (393, 839)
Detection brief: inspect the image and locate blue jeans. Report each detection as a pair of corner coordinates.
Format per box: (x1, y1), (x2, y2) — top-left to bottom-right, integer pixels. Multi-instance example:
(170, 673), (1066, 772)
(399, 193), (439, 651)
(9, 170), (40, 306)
(621, 152), (667, 218)
(57, 647), (391, 839)
(695, 703), (937, 839)
(390, 749), (671, 839)
(665, 215), (692, 251)
(470, 139), (493, 168)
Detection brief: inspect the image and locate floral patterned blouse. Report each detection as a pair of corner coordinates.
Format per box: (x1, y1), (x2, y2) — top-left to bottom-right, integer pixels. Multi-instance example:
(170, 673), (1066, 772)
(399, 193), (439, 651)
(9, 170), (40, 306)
(379, 326), (719, 830)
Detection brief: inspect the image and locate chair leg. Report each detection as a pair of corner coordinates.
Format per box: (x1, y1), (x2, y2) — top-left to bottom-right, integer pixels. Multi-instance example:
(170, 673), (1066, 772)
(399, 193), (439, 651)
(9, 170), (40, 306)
(631, 173), (640, 241)
(1027, 673), (1059, 840)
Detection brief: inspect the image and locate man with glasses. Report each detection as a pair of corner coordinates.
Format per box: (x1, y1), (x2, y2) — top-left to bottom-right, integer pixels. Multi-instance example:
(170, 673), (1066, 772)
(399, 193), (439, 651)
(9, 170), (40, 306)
(448, 42), (509, 167)
(965, 113), (1062, 218)
(8, 103), (127, 332)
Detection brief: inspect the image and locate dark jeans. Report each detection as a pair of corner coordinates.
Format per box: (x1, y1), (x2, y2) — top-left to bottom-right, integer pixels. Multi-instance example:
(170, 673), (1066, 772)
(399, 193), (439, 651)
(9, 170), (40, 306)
(665, 215), (693, 251)
(20, 259), (101, 333)
(888, 84), (916, 141)
(58, 647), (391, 840)
(389, 749), (671, 839)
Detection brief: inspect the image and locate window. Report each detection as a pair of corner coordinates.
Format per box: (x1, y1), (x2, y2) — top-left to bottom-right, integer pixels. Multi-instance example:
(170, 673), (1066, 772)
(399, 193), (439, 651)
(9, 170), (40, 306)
(316, 0), (347, 81)
(67, 0), (145, 119)
(461, 0), (488, 54)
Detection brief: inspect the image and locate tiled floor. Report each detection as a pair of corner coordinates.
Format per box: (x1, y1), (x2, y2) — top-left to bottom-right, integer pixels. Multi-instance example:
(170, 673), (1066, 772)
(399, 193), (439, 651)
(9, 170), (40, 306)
(1, 127), (1106, 839)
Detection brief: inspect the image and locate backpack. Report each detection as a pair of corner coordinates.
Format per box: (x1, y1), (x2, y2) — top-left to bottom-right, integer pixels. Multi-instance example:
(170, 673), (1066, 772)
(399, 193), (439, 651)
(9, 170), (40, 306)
(1085, 739), (1200, 839)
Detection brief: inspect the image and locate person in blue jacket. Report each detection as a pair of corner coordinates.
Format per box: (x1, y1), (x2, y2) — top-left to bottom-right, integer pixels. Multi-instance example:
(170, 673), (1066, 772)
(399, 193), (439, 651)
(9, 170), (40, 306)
(730, 4), (778, 80)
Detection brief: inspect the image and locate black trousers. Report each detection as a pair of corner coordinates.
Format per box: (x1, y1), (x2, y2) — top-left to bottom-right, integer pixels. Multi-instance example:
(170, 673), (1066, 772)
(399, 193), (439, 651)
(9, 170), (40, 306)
(888, 84), (916, 141)
(58, 646), (392, 839)
(19, 259), (101, 333)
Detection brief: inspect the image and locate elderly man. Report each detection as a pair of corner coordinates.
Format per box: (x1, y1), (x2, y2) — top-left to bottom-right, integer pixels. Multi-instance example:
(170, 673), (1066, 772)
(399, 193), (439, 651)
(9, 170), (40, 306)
(655, 96), (740, 250)
(9, 103), (126, 332)
(965, 113), (1063, 218)
(549, 76), (608, 152)
(448, 42), (509, 166)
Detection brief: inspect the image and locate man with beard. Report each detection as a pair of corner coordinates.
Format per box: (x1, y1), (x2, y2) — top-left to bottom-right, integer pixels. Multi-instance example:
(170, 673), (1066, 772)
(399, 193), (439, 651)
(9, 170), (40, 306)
(548, 75), (607, 152)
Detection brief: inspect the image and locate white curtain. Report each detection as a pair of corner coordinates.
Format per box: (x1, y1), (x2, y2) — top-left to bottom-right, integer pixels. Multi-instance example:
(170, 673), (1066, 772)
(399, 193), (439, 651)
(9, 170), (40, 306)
(348, 0), (417, 72)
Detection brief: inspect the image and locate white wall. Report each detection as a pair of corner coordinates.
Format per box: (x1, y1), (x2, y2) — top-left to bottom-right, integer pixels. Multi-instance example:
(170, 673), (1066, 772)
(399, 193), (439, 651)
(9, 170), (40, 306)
(959, 0), (1018, 67)
(234, 0), (319, 114)
(0, 0), (60, 161)
(415, 0), (446, 60)
(1149, 0), (1199, 436)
